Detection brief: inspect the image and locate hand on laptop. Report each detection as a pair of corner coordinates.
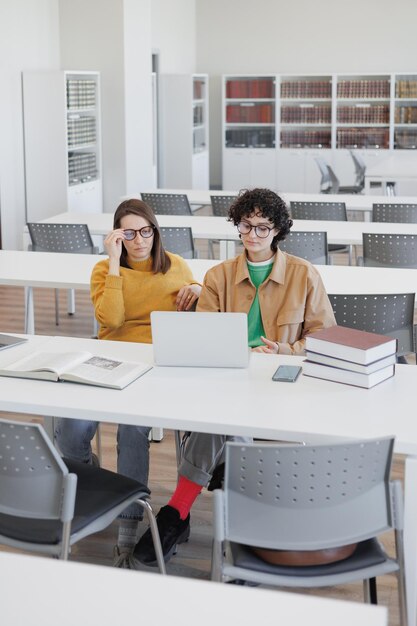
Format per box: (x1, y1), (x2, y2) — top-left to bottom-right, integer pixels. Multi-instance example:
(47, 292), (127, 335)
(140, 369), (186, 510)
(176, 284), (202, 311)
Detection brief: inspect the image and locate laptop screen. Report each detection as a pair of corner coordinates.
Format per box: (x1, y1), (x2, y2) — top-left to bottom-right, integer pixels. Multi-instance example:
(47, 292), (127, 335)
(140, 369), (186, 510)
(151, 311), (249, 368)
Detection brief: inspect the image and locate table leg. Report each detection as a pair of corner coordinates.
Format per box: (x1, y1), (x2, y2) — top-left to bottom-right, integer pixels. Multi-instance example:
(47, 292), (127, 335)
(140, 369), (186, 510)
(403, 454), (417, 626)
(24, 286), (35, 334)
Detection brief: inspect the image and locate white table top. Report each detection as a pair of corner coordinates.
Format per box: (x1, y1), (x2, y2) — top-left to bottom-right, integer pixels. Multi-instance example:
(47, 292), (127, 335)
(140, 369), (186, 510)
(1, 250), (417, 299)
(0, 334), (416, 455)
(0, 552), (387, 626)
(34, 211), (417, 247)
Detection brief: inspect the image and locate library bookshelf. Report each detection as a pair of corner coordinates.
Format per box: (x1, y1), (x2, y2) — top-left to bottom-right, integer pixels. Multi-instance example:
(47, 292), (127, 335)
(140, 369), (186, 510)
(222, 73), (417, 193)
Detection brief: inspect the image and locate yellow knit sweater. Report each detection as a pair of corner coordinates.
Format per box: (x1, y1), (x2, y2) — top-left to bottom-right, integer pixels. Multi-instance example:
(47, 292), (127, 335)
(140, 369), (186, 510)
(90, 252), (198, 344)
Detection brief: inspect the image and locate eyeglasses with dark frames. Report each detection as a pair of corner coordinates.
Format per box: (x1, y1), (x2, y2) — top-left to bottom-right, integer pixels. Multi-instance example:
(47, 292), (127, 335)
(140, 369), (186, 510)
(237, 221), (274, 239)
(123, 226), (155, 240)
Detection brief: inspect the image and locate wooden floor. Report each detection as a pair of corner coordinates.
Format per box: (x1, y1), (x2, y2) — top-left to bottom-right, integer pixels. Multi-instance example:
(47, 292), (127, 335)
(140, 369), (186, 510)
(0, 247), (405, 625)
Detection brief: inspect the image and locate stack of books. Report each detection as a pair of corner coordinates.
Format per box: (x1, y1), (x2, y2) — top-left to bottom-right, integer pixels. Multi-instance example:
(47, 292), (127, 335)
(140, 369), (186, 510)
(303, 326), (397, 389)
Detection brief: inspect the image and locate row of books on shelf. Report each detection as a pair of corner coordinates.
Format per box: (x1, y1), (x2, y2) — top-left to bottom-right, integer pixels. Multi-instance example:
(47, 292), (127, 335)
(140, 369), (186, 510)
(66, 80), (97, 110)
(396, 80), (417, 98)
(226, 104), (274, 124)
(395, 106), (417, 124)
(226, 79), (275, 99)
(281, 80), (331, 99)
(225, 128), (275, 148)
(336, 128), (389, 149)
(280, 129), (331, 149)
(303, 326), (397, 389)
(337, 80), (390, 99)
(68, 152), (97, 185)
(193, 80), (205, 100)
(281, 105), (331, 124)
(394, 131), (417, 149)
(337, 105), (390, 124)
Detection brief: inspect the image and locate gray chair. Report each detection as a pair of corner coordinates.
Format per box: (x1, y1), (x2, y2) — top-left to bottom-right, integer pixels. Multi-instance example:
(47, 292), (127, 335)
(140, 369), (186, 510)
(290, 200), (347, 221)
(289, 201), (352, 264)
(27, 222), (99, 328)
(279, 231), (328, 265)
(160, 226), (196, 259)
(372, 203), (417, 223)
(314, 156), (363, 195)
(208, 195), (238, 258)
(361, 233), (417, 269)
(0, 418), (165, 572)
(211, 438), (406, 626)
(328, 292), (416, 360)
(210, 195), (237, 217)
(141, 192), (192, 215)
(349, 150), (366, 191)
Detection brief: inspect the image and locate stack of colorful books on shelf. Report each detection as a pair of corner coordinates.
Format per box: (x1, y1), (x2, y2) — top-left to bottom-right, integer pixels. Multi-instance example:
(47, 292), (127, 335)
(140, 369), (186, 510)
(303, 326), (397, 389)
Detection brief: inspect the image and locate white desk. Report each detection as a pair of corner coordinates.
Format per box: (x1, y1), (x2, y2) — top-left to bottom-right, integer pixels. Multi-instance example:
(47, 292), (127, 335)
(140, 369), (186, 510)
(0, 552), (387, 626)
(26, 211), (417, 261)
(0, 251), (217, 334)
(365, 156), (417, 195)
(0, 334), (415, 625)
(2, 250), (417, 335)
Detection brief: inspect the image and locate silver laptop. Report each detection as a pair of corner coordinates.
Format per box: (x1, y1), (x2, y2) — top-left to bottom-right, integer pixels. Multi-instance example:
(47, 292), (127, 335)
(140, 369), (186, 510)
(151, 311), (249, 368)
(0, 334), (27, 351)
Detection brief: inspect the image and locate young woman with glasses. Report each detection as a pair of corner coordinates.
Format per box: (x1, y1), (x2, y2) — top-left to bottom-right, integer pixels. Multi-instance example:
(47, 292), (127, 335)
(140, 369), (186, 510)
(55, 198), (201, 567)
(135, 188), (338, 568)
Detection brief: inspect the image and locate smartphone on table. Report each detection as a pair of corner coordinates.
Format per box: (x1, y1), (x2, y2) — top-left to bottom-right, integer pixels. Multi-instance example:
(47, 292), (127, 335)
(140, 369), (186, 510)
(272, 364), (302, 382)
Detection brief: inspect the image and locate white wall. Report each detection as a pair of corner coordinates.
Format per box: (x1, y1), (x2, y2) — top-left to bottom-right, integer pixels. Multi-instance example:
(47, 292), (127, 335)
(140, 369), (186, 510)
(0, 0), (60, 250)
(151, 0), (196, 73)
(195, 0), (417, 187)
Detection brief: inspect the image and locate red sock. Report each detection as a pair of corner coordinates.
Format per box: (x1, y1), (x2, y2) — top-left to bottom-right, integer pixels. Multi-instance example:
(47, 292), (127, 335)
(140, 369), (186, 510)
(168, 476), (203, 520)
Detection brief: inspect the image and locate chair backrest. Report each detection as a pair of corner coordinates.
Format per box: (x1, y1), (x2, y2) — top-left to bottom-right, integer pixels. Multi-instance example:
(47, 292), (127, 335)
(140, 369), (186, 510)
(222, 438), (395, 550)
(160, 226), (195, 258)
(0, 418), (76, 522)
(350, 150), (366, 187)
(27, 223), (95, 253)
(210, 195), (237, 217)
(314, 157), (339, 194)
(290, 201), (347, 221)
(328, 292), (415, 356)
(372, 204), (417, 224)
(141, 193), (192, 215)
(279, 231), (328, 265)
(362, 233), (417, 268)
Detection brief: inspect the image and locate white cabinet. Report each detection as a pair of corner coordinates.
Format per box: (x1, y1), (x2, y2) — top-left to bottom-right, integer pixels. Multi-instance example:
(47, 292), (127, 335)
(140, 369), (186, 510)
(159, 74), (209, 189)
(22, 71), (102, 221)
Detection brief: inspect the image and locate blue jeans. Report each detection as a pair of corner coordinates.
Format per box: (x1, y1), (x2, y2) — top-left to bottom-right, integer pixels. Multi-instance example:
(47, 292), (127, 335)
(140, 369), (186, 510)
(54, 418), (151, 520)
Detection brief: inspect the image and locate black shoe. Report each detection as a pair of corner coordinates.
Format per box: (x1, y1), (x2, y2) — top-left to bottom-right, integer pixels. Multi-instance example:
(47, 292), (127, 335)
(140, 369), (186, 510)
(133, 505), (190, 566)
(207, 462), (225, 491)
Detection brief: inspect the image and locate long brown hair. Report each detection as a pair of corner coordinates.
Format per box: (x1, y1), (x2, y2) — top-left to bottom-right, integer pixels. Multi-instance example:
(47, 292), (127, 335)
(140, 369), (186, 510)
(113, 199), (171, 273)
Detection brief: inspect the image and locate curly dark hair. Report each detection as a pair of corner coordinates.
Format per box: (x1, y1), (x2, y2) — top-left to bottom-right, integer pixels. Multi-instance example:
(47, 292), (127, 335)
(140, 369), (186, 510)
(228, 188), (293, 252)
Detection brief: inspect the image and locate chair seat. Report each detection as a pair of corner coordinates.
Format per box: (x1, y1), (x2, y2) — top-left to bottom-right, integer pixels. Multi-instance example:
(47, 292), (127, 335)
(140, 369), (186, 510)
(230, 538), (388, 578)
(0, 458), (149, 545)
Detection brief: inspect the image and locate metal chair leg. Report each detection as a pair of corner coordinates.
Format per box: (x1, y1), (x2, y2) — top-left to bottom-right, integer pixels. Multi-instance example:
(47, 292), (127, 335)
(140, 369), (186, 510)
(138, 499), (166, 574)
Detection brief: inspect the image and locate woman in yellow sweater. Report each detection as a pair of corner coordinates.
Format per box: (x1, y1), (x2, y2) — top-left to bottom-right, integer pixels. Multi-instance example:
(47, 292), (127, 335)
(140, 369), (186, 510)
(55, 198), (201, 567)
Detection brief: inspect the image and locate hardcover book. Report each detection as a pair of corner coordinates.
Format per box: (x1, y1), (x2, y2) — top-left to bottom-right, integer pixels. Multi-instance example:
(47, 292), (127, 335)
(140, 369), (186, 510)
(305, 326), (397, 365)
(302, 360), (395, 389)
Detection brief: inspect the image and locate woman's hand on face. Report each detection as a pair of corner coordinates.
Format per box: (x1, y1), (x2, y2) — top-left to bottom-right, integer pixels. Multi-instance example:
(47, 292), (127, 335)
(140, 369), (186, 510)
(176, 284), (202, 311)
(104, 229), (125, 260)
(251, 336), (279, 354)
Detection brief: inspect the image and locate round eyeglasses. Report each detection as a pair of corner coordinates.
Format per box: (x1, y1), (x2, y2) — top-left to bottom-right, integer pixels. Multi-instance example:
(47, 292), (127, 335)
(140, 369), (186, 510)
(123, 226), (155, 240)
(237, 222), (274, 239)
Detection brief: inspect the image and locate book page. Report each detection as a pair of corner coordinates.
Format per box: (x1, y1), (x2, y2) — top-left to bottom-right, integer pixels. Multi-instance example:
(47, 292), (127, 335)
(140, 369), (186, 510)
(3, 351), (92, 375)
(63, 356), (151, 388)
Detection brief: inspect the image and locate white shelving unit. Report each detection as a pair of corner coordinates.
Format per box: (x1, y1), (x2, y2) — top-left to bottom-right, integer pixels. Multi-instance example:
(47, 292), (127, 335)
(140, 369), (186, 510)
(223, 75), (276, 189)
(22, 70), (102, 222)
(222, 72), (417, 193)
(159, 74), (209, 189)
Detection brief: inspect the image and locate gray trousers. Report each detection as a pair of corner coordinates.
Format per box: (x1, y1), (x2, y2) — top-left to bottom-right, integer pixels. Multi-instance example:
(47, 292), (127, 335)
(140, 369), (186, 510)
(179, 432), (252, 487)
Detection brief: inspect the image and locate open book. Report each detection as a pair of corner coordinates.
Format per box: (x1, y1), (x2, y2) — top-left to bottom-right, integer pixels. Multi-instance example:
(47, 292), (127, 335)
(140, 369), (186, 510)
(0, 351), (152, 390)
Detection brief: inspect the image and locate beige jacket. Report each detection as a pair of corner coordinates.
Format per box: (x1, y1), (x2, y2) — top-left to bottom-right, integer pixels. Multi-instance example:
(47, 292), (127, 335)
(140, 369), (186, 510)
(196, 249), (336, 355)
